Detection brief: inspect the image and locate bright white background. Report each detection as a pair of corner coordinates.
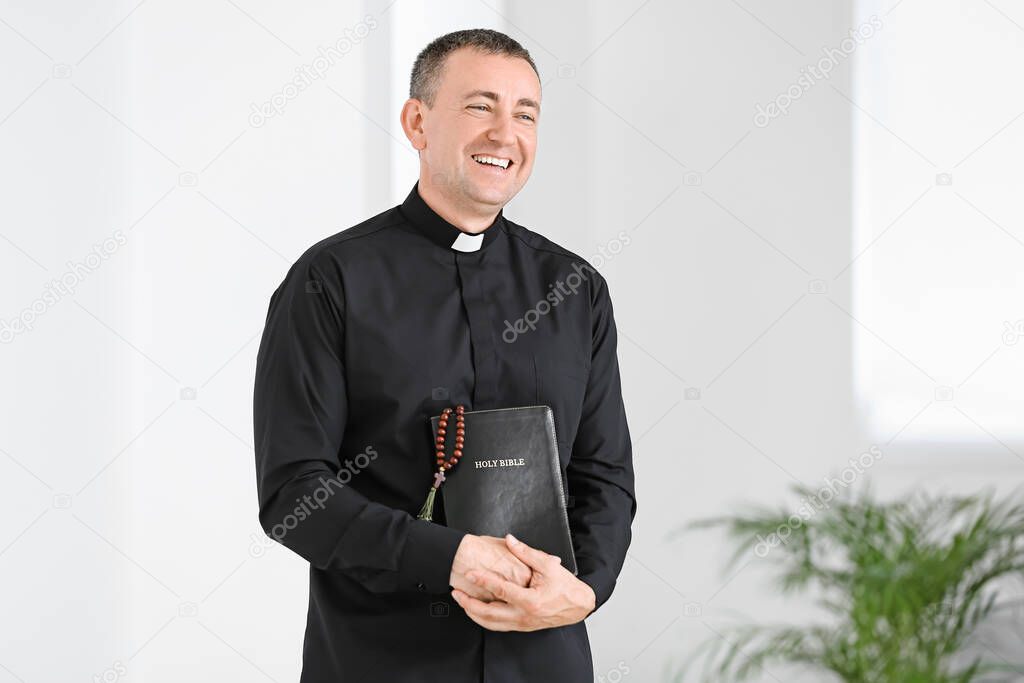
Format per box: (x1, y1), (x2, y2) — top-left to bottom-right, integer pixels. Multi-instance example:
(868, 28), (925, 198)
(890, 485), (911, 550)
(1, 1), (1022, 681)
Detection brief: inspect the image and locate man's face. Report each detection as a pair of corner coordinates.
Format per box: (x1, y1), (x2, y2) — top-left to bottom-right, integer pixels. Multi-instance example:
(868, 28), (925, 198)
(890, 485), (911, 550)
(413, 48), (540, 212)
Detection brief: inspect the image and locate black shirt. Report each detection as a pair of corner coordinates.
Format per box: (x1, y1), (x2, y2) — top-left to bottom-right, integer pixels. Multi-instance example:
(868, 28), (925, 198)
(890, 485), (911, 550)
(253, 181), (637, 683)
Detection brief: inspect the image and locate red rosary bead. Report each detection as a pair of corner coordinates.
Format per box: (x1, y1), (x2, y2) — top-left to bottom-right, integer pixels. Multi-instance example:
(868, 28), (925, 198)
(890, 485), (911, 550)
(432, 405), (466, 478)
(418, 405), (469, 522)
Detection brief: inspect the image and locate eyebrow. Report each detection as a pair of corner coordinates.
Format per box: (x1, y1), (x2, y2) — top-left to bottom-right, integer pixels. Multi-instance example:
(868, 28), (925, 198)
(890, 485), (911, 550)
(462, 90), (540, 112)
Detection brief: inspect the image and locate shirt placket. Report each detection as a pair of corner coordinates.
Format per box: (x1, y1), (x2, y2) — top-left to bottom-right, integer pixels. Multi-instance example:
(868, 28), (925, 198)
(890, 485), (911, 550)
(455, 253), (499, 410)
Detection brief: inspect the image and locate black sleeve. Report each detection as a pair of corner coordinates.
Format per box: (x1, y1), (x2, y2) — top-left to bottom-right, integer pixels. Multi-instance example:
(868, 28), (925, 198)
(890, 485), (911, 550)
(566, 271), (637, 615)
(253, 250), (467, 594)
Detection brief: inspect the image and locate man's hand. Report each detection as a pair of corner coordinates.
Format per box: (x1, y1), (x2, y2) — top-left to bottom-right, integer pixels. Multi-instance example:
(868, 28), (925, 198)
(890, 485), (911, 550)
(449, 534), (533, 602)
(450, 534), (597, 631)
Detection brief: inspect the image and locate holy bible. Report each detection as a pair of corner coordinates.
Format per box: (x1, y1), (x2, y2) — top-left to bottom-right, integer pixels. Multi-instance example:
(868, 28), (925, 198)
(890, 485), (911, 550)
(428, 405), (578, 575)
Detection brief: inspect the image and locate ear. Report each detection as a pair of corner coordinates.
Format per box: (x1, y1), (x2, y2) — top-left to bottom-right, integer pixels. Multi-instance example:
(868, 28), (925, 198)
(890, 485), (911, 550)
(400, 98), (427, 151)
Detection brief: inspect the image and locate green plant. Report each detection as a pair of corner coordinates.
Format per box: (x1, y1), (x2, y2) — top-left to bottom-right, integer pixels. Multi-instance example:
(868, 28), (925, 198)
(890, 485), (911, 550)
(675, 484), (1024, 683)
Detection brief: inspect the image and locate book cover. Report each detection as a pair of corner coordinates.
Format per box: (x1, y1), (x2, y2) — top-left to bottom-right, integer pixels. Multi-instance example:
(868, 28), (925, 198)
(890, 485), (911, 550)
(428, 405), (578, 575)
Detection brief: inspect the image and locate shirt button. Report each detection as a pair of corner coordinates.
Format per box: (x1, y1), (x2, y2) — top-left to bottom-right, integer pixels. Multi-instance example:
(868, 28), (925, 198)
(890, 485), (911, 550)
(416, 582), (426, 591)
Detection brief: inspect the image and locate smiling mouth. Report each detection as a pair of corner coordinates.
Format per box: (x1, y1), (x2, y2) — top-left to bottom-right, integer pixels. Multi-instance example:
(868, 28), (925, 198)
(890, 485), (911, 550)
(471, 154), (514, 171)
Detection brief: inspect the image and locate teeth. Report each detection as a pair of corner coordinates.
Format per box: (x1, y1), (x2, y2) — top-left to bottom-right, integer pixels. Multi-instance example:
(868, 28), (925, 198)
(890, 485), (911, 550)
(472, 155), (510, 169)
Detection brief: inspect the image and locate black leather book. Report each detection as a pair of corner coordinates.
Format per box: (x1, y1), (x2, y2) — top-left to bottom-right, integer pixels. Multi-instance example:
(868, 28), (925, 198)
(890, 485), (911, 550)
(428, 405), (577, 575)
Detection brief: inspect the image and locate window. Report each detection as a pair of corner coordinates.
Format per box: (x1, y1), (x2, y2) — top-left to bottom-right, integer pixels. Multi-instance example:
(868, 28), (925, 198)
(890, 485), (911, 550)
(850, 0), (1024, 448)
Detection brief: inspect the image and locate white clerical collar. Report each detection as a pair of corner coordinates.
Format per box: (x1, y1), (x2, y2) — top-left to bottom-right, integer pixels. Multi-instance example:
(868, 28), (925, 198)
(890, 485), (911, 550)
(451, 231), (484, 252)
(400, 182), (503, 252)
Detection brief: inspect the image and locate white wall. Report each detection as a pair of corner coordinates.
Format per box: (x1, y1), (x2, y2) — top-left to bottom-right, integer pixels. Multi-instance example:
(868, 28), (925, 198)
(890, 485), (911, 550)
(500, 2), (1024, 681)
(1, 1), (1022, 682)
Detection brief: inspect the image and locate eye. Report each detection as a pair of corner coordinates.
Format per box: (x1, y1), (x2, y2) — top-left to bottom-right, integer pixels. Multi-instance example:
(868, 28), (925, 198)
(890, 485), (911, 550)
(468, 105), (488, 112)
(517, 114), (535, 122)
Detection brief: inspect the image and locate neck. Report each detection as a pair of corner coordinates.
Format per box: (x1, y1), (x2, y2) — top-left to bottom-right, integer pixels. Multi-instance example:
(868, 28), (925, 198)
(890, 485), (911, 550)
(418, 175), (499, 233)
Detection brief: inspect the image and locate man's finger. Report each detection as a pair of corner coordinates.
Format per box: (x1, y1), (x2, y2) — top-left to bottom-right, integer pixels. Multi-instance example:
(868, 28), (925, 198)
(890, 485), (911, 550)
(452, 589), (520, 628)
(504, 534), (559, 572)
(467, 568), (530, 605)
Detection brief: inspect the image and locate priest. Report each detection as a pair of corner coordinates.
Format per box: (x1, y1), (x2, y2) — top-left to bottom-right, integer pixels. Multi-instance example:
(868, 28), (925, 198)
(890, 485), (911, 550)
(253, 27), (637, 683)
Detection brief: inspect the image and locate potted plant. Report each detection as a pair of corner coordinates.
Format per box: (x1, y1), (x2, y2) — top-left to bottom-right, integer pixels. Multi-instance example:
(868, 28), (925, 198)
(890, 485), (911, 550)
(672, 483), (1024, 682)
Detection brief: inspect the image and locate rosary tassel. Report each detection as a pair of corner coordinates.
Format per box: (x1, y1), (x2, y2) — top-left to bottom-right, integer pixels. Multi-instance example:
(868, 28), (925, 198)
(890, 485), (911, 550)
(416, 486), (438, 521)
(419, 405), (462, 522)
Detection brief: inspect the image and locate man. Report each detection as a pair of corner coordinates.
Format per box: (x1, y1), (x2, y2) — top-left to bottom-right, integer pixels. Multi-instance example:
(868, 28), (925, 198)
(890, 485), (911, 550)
(253, 28), (636, 683)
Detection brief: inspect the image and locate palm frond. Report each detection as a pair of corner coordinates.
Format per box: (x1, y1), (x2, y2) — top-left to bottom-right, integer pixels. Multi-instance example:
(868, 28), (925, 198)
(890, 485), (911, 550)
(674, 483), (1024, 683)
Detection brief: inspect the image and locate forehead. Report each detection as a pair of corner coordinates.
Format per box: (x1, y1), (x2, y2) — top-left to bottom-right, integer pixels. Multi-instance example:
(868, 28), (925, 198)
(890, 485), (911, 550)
(437, 48), (541, 103)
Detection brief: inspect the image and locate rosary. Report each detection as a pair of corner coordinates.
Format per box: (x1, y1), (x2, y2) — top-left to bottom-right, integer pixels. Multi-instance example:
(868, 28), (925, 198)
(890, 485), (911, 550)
(416, 404), (466, 522)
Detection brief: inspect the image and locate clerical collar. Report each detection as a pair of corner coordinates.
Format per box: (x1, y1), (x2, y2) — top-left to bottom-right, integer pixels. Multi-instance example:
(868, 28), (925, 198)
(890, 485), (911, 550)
(399, 181), (504, 252)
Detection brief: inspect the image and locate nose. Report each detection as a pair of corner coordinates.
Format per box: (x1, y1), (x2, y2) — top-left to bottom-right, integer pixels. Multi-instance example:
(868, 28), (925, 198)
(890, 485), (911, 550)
(486, 114), (517, 147)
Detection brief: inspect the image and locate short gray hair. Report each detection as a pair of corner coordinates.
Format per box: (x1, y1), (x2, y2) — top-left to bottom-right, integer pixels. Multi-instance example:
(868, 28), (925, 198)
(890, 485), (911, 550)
(409, 28), (539, 108)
